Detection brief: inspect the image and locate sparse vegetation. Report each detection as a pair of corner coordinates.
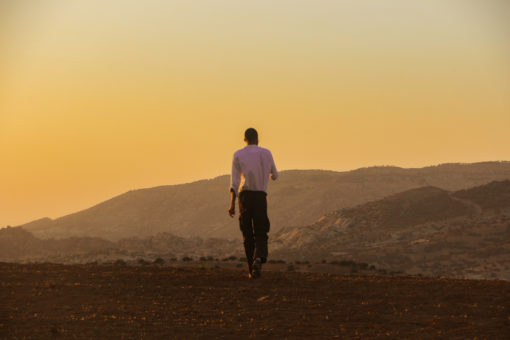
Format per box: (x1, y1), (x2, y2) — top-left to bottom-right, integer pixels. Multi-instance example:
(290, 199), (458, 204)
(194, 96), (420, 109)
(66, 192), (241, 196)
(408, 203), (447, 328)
(114, 259), (127, 266)
(295, 260), (310, 265)
(268, 259), (286, 264)
(222, 255), (238, 262)
(153, 258), (165, 265)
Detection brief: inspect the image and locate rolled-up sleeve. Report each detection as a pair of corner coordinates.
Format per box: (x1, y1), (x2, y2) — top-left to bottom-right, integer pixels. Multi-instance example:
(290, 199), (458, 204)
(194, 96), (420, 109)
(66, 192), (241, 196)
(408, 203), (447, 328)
(230, 153), (241, 192)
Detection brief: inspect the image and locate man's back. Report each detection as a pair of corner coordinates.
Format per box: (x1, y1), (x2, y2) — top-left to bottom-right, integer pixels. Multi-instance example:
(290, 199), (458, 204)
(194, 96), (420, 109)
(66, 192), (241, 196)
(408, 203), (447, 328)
(230, 145), (278, 194)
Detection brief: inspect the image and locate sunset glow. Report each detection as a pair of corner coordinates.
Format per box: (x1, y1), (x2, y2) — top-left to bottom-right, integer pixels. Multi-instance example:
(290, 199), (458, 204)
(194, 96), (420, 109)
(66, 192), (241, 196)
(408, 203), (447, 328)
(1, 0), (509, 226)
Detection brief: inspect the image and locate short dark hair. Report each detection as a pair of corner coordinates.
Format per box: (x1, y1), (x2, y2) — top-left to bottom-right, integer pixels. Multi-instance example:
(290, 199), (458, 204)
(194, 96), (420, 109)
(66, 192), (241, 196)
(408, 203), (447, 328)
(244, 128), (258, 142)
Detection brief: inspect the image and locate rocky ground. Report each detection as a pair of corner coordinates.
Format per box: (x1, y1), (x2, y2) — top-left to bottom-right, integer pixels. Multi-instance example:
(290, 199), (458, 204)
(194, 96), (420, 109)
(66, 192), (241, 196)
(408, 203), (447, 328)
(272, 182), (510, 280)
(1, 262), (509, 339)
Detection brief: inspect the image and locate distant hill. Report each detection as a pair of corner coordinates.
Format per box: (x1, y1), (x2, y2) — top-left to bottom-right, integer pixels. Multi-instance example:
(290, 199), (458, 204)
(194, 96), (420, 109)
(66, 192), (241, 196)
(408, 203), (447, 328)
(271, 180), (510, 280)
(0, 226), (114, 261)
(2, 179), (510, 280)
(16, 161), (510, 241)
(0, 226), (239, 263)
(453, 180), (510, 210)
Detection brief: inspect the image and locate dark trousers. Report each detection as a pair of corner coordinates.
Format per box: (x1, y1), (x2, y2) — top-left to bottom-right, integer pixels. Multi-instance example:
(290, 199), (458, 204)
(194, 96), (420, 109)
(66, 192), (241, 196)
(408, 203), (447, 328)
(238, 190), (270, 265)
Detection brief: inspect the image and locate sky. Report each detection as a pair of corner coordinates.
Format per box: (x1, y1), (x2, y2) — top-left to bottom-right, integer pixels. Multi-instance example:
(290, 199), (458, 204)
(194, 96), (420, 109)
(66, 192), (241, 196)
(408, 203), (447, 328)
(1, 0), (509, 227)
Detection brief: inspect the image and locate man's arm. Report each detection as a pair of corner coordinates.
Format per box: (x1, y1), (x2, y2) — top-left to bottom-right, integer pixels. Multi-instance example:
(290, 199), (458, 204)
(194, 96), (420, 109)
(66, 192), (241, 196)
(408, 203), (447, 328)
(229, 153), (241, 217)
(228, 189), (236, 218)
(269, 151), (278, 180)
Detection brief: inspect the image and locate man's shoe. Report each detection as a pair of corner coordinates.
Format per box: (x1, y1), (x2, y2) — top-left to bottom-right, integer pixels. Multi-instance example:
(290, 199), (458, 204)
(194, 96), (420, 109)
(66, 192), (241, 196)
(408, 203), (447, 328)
(248, 263), (253, 279)
(252, 258), (262, 279)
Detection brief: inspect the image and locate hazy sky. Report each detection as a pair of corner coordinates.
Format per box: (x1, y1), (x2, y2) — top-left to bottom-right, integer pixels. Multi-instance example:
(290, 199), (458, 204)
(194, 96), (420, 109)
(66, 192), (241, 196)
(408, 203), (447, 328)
(1, 0), (509, 227)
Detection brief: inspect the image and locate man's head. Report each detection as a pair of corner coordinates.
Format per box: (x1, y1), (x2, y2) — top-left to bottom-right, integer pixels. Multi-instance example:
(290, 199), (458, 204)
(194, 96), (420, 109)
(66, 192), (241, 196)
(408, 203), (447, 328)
(244, 128), (258, 145)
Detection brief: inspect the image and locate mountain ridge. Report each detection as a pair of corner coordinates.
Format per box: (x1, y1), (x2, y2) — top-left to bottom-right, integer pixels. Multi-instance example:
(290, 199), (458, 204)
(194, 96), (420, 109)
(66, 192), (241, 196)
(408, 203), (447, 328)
(2, 179), (509, 280)
(13, 161), (510, 241)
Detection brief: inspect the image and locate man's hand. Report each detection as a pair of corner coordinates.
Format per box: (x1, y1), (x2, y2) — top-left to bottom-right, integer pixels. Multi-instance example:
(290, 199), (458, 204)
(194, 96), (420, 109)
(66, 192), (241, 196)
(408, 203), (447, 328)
(228, 189), (236, 218)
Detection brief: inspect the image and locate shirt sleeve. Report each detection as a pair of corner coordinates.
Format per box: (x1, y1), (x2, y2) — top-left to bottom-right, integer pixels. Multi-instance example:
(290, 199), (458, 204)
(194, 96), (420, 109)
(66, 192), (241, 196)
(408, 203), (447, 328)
(269, 151), (278, 180)
(230, 153), (241, 192)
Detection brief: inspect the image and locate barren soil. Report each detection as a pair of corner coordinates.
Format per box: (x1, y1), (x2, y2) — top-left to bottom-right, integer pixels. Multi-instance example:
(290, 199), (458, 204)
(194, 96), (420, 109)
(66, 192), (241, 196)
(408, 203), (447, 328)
(1, 263), (509, 339)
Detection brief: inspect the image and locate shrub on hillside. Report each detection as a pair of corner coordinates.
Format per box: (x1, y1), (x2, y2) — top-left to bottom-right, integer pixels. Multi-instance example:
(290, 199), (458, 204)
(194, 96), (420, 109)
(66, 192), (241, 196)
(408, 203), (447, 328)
(137, 258), (149, 265)
(114, 259), (126, 266)
(268, 259), (286, 264)
(153, 258), (165, 265)
(222, 255), (238, 262)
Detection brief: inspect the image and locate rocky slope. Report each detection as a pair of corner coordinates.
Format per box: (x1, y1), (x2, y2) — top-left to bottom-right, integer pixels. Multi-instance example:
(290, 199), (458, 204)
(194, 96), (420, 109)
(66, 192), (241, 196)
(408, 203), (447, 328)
(271, 180), (510, 280)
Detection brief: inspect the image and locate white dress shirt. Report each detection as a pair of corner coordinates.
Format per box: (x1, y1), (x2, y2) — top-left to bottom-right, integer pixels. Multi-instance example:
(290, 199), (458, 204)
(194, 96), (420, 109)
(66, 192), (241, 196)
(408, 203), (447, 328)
(230, 145), (278, 193)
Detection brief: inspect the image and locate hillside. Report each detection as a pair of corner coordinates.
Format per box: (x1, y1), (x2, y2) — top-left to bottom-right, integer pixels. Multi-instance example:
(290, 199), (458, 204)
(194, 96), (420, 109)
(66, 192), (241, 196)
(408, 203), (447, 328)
(0, 226), (239, 264)
(16, 161), (510, 241)
(0, 226), (116, 261)
(271, 180), (510, 280)
(2, 180), (509, 280)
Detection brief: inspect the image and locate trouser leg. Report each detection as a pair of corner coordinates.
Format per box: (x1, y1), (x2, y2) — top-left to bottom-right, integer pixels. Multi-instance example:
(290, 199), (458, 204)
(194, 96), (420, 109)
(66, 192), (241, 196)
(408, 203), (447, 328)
(239, 191), (270, 265)
(253, 195), (270, 262)
(240, 215), (254, 267)
(239, 193), (254, 268)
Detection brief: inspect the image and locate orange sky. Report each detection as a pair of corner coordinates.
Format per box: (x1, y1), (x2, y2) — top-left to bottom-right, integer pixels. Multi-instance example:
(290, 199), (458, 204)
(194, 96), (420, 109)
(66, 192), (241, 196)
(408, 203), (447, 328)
(1, 0), (509, 227)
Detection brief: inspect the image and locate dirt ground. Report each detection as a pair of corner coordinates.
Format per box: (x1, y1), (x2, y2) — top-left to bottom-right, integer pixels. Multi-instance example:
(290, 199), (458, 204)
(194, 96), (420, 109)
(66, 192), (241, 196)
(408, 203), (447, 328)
(1, 262), (509, 339)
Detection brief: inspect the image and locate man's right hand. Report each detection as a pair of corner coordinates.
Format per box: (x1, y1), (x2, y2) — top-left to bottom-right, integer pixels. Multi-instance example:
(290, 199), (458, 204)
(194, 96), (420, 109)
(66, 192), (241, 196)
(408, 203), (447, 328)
(228, 189), (236, 217)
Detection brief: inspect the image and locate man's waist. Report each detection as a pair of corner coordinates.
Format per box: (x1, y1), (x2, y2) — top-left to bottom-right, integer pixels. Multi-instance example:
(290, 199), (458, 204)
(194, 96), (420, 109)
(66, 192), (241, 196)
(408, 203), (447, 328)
(239, 190), (267, 197)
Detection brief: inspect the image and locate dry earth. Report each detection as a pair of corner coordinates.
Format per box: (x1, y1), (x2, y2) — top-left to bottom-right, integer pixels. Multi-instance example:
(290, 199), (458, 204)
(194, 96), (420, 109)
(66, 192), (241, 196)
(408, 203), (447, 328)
(1, 263), (509, 339)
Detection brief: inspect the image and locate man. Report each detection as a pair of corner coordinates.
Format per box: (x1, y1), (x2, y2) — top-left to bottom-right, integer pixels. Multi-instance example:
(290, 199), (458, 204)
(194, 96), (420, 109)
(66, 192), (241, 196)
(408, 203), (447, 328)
(229, 128), (278, 279)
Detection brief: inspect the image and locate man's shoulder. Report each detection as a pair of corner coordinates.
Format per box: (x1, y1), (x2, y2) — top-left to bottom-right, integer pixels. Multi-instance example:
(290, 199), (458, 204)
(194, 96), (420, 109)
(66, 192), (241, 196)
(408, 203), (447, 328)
(258, 147), (273, 156)
(233, 146), (273, 157)
(233, 147), (245, 157)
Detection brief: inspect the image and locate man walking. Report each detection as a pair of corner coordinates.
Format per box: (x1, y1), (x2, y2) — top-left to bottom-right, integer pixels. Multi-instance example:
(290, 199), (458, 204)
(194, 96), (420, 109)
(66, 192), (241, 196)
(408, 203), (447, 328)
(229, 128), (278, 279)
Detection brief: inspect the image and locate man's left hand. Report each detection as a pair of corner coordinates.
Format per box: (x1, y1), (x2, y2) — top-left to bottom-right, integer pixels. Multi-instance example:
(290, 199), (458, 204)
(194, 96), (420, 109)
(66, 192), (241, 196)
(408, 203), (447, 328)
(228, 205), (235, 217)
